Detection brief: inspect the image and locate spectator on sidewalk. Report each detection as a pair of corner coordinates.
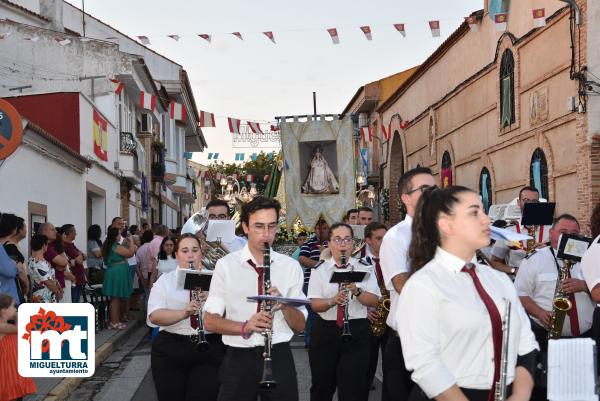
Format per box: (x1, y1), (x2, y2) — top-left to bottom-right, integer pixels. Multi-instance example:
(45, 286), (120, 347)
(136, 230), (155, 310)
(0, 214), (29, 303)
(62, 224), (87, 303)
(40, 223), (71, 302)
(28, 234), (62, 303)
(156, 235), (178, 276)
(55, 226), (76, 303)
(0, 293), (36, 401)
(87, 224), (104, 285)
(0, 213), (20, 306)
(149, 225), (169, 285)
(102, 227), (136, 330)
(291, 232), (308, 261)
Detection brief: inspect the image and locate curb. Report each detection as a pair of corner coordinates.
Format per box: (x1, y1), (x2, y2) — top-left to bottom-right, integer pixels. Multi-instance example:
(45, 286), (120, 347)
(42, 320), (141, 401)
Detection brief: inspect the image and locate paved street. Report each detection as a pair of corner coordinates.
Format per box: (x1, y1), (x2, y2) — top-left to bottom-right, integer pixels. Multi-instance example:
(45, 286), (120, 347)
(63, 327), (383, 401)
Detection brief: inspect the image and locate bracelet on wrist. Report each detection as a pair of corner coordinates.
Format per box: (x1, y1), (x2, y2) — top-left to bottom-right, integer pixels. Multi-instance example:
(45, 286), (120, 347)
(241, 320), (252, 339)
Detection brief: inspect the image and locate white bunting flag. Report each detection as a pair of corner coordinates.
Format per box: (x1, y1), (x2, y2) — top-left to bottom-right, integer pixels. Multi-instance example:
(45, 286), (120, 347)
(228, 117), (241, 134)
(533, 9), (546, 28)
(199, 111), (216, 128)
(360, 127), (373, 142)
(429, 21), (441, 37)
(137, 36), (151, 45)
(465, 15), (478, 32)
(248, 121), (264, 134)
(140, 91), (156, 111)
(394, 24), (406, 37)
(167, 34), (180, 41)
(55, 37), (71, 46)
(495, 13), (508, 32)
(198, 34), (212, 43)
(360, 26), (372, 41)
(263, 31), (276, 44)
(232, 32), (243, 40)
(246, 174), (254, 182)
(327, 28), (340, 44)
(170, 101), (187, 122)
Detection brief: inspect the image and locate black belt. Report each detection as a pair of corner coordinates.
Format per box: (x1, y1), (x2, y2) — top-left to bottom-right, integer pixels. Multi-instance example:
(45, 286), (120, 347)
(159, 330), (222, 342)
(227, 342), (290, 355)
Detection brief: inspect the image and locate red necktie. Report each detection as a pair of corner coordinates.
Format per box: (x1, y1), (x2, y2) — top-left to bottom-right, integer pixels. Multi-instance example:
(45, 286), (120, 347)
(248, 259), (263, 312)
(565, 266), (580, 336)
(372, 257), (384, 287)
(461, 263), (502, 401)
(336, 264), (344, 328)
(189, 291), (199, 329)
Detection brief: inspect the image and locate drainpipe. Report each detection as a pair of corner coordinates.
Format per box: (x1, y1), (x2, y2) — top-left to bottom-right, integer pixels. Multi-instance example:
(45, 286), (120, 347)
(559, 0), (582, 26)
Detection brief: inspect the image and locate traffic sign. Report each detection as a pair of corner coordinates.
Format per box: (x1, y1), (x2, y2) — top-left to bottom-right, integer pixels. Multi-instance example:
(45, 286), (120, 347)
(0, 98), (24, 160)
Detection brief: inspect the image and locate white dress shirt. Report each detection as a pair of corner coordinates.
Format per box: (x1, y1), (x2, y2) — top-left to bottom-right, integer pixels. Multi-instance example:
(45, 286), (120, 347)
(147, 268), (199, 336)
(307, 257), (381, 321)
(491, 222), (550, 268)
(397, 247), (538, 398)
(515, 246), (595, 335)
(204, 244), (307, 348)
(581, 235), (600, 306)
(379, 215), (412, 330)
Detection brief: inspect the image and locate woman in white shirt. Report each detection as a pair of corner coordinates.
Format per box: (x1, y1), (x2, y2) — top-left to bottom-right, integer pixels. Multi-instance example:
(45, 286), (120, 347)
(397, 186), (539, 401)
(148, 233), (224, 401)
(307, 222), (380, 401)
(156, 235), (178, 276)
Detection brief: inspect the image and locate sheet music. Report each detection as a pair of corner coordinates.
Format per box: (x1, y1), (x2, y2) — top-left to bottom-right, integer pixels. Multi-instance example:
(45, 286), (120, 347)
(349, 225), (365, 240)
(206, 220), (236, 242)
(547, 338), (598, 401)
(489, 225), (531, 242)
(175, 268), (213, 290)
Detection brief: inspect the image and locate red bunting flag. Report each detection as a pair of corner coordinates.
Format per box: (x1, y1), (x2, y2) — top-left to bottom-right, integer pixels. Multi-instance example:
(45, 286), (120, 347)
(170, 101), (187, 122)
(248, 121), (264, 134)
(199, 111), (216, 128)
(327, 28), (340, 44)
(136, 35), (151, 45)
(400, 120), (409, 129)
(109, 78), (124, 95)
(263, 31), (276, 44)
(429, 21), (440, 37)
(533, 9), (546, 27)
(167, 34), (180, 41)
(465, 15), (478, 32)
(394, 23), (406, 37)
(360, 26), (372, 41)
(360, 127), (373, 142)
(228, 117), (241, 134)
(198, 34), (212, 43)
(495, 13), (508, 31)
(381, 124), (392, 140)
(140, 91), (156, 111)
(270, 124), (280, 132)
(232, 32), (243, 40)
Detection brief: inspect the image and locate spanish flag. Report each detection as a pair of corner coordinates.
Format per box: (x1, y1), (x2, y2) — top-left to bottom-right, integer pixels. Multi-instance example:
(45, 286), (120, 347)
(93, 110), (108, 161)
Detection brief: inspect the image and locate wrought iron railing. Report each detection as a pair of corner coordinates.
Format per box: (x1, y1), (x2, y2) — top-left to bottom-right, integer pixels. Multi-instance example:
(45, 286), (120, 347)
(120, 132), (137, 154)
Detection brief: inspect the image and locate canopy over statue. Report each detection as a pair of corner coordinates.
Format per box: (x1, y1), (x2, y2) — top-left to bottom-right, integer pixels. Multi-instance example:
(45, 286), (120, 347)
(279, 115), (355, 229)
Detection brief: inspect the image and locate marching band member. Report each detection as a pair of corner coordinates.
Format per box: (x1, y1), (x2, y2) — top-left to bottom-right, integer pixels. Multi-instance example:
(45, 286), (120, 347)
(397, 186), (539, 401)
(205, 199), (247, 252)
(379, 166), (435, 400)
(307, 222), (380, 401)
(204, 197), (306, 401)
(148, 234), (225, 401)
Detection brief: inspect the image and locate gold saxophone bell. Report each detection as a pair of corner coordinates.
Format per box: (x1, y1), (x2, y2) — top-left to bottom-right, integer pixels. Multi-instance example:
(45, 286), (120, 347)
(548, 259), (574, 339)
(371, 286), (390, 337)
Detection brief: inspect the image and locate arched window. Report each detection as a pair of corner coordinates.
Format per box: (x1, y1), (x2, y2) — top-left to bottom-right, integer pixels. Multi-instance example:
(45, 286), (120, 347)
(500, 49), (515, 128)
(479, 167), (492, 213)
(441, 151), (452, 188)
(530, 148), (549, 200)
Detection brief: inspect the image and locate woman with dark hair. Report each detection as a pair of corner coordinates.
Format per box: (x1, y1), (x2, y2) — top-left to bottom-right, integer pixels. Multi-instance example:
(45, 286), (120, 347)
(148, 233), (225, 401)
(156, 235), (178, 276)
(0, 214), (29, 302)
(55, 227), (76, 304)
(307, 222), (380, 401)
(87, 224), (104, 285)
(397, 186), (539, 401)
(28, 234), (62, 303)
(102, 226), (136, 329)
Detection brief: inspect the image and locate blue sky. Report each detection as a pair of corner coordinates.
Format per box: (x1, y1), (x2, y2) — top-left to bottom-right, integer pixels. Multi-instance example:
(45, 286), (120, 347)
(83, 0), (483, 163)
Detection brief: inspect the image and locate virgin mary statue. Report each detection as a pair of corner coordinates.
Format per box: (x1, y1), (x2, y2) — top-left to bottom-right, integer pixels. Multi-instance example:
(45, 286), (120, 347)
(302, 145), (339, 194)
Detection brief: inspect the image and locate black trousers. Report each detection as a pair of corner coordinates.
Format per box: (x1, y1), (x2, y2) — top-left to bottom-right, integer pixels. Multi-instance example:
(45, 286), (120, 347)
(382, 329), (414, 401)
(308, 316), (371, 401)
(365, 327), (390, 401)
(151, 331), (225, 401)
(408, 385), (511, 401)
(593, 307), (600, 372)
(217, 342), (298, 401)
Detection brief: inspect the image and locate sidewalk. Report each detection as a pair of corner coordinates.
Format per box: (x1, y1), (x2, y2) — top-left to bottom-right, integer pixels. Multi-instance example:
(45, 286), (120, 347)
(24, 312), (143, 401)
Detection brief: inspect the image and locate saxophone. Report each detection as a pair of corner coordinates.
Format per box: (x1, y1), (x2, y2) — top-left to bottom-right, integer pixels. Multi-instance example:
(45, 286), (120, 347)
(371, 284), (390, 337)
(547, 259), (573, 339)
(525, 225), (537, 254)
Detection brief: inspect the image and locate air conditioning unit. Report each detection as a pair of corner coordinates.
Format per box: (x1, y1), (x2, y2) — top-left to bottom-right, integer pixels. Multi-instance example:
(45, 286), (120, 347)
(140, 113), (153, 134)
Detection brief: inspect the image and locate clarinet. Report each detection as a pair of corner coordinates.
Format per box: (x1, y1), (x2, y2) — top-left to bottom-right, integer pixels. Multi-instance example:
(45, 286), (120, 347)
(340, 250), (353, 342)
(259, 242), (277, 388)
(494, 299), (511, 401)
(189, 261), (210, 352)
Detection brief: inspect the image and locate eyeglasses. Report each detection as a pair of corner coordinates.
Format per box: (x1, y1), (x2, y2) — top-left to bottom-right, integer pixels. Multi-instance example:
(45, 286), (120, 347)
(406, 185), (438, 195)
(209, 214), (228, 220)
(250, 223), (278, 233)
(332, 236), (353, 246)
(521, 198), (539, 204)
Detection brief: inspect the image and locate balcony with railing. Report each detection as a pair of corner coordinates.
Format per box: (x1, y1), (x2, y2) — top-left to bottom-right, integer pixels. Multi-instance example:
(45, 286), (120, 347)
(119, 132), (142, 184)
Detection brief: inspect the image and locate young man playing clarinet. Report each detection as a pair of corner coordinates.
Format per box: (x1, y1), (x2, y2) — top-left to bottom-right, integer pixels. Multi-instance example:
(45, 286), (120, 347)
(204, 197), (307, 401)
